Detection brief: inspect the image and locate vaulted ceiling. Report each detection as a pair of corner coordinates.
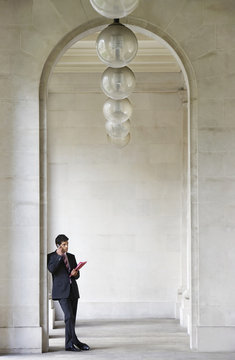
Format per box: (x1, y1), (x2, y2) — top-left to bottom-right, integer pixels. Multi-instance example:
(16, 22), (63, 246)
(54, 32), (181, 74)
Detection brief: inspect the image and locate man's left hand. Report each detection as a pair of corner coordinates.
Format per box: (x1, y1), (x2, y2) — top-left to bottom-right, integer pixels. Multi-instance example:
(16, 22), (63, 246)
(70, 269), (78, 277)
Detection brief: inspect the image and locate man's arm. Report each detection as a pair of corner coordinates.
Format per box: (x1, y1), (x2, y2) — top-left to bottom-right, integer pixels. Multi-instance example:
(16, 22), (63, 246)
(69, 254), (80, 279)
(47, 253), (63, 274)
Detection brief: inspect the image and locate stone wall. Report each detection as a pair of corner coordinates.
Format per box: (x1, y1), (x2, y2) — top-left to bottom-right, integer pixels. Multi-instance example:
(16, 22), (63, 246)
(47, 71), (184, 320)
(0, 0), (235, 353)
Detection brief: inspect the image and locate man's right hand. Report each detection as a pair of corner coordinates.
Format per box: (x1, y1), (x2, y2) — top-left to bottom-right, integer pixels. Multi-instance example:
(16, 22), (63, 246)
(56, 246), (64, 256)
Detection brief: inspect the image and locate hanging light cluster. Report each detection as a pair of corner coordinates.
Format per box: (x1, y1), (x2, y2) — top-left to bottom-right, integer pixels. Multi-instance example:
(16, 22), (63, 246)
(89, 0), (139, 147)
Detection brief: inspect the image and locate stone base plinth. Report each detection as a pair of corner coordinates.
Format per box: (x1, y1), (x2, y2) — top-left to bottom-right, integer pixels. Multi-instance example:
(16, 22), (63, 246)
(195, 326), (235, 352)
(0, 327), (42, 354)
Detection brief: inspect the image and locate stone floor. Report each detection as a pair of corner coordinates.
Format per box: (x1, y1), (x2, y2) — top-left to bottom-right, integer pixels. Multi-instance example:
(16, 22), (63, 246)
(2, 319), (235, 359)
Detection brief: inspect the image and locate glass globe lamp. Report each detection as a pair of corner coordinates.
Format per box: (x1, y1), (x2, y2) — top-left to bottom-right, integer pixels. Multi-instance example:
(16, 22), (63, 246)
(105, 119), (130, 138)
(103, 98), (132, 123)
(101, 66), (136, 99)
(90, 0), (139, 19)
(107, 133), (131, 148)
(96, 21), (138, 68)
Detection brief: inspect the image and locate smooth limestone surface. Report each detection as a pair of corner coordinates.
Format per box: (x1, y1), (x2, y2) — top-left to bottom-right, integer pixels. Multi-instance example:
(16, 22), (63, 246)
(1, 319), (235, 360)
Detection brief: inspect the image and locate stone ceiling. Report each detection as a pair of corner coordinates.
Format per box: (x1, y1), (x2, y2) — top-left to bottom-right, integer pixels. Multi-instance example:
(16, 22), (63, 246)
(54, 31), (181, 74)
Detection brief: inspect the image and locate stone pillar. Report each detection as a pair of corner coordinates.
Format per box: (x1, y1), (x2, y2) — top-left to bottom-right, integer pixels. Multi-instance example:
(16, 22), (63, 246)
(176, 90), (191, 333)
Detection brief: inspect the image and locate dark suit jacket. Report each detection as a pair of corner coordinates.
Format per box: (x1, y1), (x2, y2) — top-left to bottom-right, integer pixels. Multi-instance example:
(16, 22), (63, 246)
(47, 251), (80, 300)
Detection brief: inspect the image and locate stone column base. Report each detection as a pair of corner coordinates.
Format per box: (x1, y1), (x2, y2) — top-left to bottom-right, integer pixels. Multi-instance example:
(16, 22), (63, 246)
(0, 327), (42, 354)
(195, 326), (235, 352)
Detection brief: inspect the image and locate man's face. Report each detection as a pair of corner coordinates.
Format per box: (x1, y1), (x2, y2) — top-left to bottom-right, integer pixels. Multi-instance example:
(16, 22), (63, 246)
(60, 241), (69, 253)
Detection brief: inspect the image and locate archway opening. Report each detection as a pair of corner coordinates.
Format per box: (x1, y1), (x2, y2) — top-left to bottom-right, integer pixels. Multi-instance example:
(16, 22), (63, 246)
(40, 21), (193, 352)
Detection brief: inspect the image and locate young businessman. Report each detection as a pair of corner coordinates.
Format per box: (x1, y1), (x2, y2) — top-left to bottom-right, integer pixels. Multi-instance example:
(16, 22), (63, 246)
(47, 234), (90, 352)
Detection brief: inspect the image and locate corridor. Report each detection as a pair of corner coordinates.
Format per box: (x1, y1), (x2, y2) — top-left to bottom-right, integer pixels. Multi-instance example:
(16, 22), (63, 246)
(2, 319), (235, 359)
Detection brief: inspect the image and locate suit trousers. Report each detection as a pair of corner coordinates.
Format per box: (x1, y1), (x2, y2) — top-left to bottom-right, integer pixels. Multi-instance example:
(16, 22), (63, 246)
(59, 286), (79, 349)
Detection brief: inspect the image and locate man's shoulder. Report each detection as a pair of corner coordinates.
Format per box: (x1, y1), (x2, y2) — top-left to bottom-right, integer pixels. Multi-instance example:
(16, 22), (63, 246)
(47, 251), (57, 257)
(67, 252), (75, 258)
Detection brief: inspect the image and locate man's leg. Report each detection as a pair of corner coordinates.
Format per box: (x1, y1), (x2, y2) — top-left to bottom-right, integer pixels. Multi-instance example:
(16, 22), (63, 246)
(58, 298), (78, 350)
(70, 297), (79, 345)
(70, 297), (90, 351)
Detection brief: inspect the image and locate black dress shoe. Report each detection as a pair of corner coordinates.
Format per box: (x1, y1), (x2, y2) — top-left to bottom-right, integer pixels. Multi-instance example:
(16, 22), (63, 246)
(66, 345), (80, 351)
(75, 341), (90, 351)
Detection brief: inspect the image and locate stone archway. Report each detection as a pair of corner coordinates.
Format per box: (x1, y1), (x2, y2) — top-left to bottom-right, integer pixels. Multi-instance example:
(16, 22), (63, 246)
(39, 18), (198, 352)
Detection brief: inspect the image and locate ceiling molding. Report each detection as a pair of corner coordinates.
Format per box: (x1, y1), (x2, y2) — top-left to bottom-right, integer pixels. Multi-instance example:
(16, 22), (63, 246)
(54, 33), (181, 74)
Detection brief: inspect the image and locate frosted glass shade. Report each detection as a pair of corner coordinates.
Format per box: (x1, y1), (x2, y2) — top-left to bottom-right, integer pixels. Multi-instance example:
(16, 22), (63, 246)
(101, 66), (136, 99)
(105, 119), (130, 138)
(103, 98), (132, 123)
(107, 133), (131, 148)
(96, 22), (138, 68)
(90, 0), (139, 18)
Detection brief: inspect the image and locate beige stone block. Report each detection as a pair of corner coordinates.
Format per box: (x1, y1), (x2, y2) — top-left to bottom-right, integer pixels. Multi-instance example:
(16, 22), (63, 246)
(0, 53), (11, 75)
(224, 204), (235, 228)
(132, 93), (181, 111)
(0, 75), (11, 99)
(66, 180), (136, 200)
(13, 306), (40, 327)
(198, 99), (224, 128)
(68, 198), (113, 218)
(9, 75), (39, 100)
(224, 74), (235, 98)
(152, 163), (181, 181)
(0, 100), (12, 128)
(0, 0), (32, 25)
(0, 26), (20, 50)
(10, 250), (39, 278)
(148, 144), (181, 163)
(49, 126), (106, 146)
(181, 25), (216, 60)
(198, 152), (224, 177)
(192, 51), (226, 79)
(198, 128), (235, 152)
(50, 0), (87, 29)
(80, 0), (100, 20)
(223, 152), (235, 176)
(32, 0), (69, 43)
(133, 126), (181, 145)
(12, 100), (39, 129)
(134, 0), (185, 30)
(11, 52), (41, 78)
(20, 26), (50, 59)
(0, 129), (38, 155)
(1, 152), (39, 179)
(155, 109), (183, 128)
(200, 308), (235, 328)
(0, 326), (42, 351)
(198, 202), (225, 228)
(0, 305), (13, 327)
(135, 72), (185, 93)
(49, 73), (102, 94)
(0, 227), (39, 253)
(217, 24), (235, 50)
(199, 178), (235, 203)
(48, 93), (104, 111)
(0, 200), (11, 227)
(198, 75), (224, 100)
(204, 0), (235, 25)
(96, 234), (136, 253)
(135, 181), (181, 200)
(48, 144), (115, 164)
(226, 49), (235, 75)
(12, 202), (39, 227)
(167, 0), (204, 42)
(0, 100), (38, 130)
(48, 110), (103, 128)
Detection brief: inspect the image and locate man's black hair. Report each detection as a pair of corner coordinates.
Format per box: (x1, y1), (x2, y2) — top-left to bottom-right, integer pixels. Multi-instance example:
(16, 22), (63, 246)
(55, 234), (69, 246)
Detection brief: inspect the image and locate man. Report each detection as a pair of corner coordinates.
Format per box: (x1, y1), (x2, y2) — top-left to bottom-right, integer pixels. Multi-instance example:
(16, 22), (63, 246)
(47, 234), (90, 352)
